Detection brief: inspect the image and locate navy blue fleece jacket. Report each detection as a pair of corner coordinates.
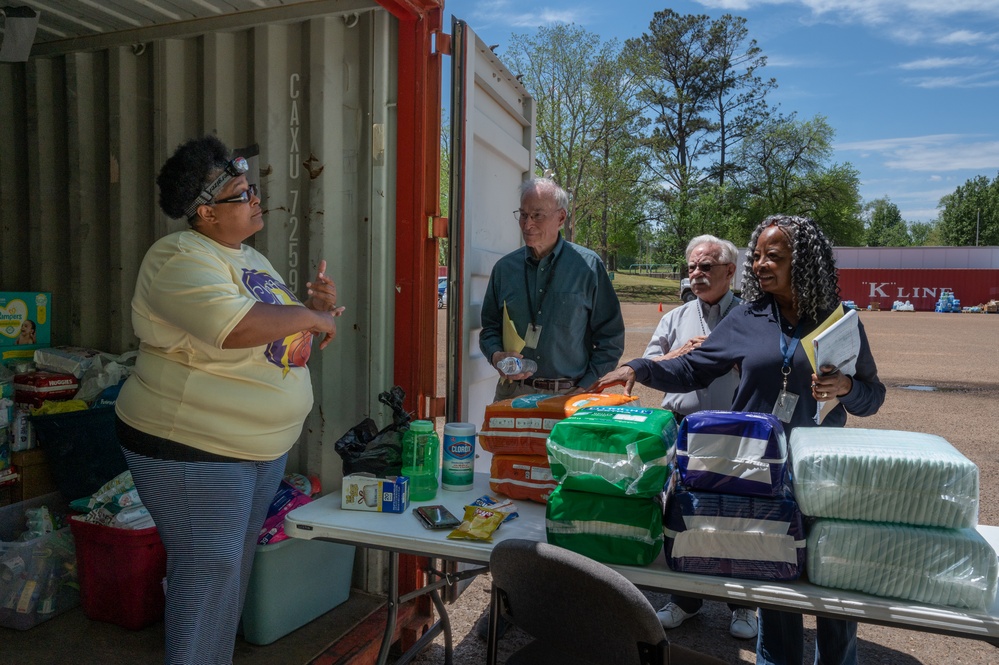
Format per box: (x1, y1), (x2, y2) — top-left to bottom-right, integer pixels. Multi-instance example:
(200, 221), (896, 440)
(626, 296), (885, 432)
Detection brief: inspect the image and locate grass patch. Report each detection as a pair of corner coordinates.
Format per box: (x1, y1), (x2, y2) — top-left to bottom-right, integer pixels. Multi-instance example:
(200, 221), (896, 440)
(611, 272), (681, 304)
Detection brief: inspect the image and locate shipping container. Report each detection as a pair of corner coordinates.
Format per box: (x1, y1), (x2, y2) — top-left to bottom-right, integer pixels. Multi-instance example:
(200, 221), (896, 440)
(0, 0), (534, 652)
(835, 247), (999, 311)
(837, 269), (999, 311)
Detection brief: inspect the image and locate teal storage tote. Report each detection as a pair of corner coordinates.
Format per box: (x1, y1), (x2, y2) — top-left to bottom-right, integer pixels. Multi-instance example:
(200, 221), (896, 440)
(240, 537), (355, 645)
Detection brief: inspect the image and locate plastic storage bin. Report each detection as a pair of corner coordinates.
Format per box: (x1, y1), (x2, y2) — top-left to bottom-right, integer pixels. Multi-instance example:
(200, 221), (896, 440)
(241, 537), (355, 645)
(0, 493), (78, 630)
(0, 529), (79, 630)
(69, 516), (166, 630)
(30, 406), (127, 502)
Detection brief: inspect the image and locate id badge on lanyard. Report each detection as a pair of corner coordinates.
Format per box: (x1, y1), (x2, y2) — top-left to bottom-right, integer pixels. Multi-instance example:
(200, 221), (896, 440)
(773, 319), (800, 424)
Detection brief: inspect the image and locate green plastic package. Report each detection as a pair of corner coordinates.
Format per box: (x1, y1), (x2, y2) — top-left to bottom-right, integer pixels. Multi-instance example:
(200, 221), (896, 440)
(546, 406), (676, 497)
(545, 484), (665, 566)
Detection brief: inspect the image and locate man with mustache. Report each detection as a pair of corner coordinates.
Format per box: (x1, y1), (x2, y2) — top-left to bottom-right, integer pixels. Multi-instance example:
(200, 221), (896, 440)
(643, 235), (757, 640)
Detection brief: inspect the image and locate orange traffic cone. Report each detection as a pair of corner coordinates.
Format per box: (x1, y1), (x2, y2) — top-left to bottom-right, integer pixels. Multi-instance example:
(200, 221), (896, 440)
(658, 302), (663, 312)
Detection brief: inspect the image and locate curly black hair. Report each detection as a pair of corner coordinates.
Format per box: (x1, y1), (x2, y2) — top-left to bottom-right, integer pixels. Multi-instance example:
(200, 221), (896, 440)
(740, 214), (841, 323)
(156, 135), (231, 221)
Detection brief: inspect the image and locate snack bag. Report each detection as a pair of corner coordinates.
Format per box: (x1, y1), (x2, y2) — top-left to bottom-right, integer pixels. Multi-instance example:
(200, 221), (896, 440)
(446, 505), (507, 542)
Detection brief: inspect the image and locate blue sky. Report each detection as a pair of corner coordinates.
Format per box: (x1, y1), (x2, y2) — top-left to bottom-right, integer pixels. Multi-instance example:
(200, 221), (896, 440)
(450, 0), (999, 224)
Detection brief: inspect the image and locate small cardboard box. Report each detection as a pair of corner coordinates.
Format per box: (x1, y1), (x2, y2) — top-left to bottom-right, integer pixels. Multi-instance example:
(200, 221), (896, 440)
(0, 292), (52, 365)
(341, 474), (410, 513)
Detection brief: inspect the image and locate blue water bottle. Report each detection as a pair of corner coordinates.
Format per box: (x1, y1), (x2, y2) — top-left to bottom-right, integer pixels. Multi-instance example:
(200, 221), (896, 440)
(401, 420), (439, 501)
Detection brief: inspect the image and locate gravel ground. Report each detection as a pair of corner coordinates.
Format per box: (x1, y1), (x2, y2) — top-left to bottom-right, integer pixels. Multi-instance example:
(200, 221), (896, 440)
(411, 304), (999, 665)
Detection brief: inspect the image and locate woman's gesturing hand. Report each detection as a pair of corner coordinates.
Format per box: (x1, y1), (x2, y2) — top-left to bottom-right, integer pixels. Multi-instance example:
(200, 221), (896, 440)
(306, 259), (345, 314)
(587, 366), (637, 395)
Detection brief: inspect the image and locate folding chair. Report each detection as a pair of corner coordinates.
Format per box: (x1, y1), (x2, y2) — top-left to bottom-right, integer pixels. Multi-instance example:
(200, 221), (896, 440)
(487, 538), (727, 665)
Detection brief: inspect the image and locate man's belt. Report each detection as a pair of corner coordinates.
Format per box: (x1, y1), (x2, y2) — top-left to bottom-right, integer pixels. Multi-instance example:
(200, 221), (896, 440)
(525, 378), (576, 392)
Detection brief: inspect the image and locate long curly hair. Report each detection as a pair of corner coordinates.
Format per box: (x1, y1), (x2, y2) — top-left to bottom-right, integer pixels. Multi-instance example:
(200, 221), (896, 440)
(740, 214), (841, 323)
(156, 135), (231, 222)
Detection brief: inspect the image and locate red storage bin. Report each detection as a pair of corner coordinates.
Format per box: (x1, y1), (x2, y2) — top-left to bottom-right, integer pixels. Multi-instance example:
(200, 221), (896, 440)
(68, 516), (166, 629)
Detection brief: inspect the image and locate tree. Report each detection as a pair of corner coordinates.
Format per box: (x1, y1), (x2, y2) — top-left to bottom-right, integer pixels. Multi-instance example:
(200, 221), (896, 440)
(571, 50), (649, 266)
(863, 197), (911, 247)
(937, 173), (999, 246)
(625, 9), (717, 240)
(909, 220), (941, 246)
(732, 114), (864, 244)
(623, 10), (775, 254)
(503, 24), (633, 245)
(704, 15), (775, 186)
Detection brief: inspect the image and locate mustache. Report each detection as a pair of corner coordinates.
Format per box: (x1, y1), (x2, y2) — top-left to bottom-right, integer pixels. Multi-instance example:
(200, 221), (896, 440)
(691, 277), (710, 287)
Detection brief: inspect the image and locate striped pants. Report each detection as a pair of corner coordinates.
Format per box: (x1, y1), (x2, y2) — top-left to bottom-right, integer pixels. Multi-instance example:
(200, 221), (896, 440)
(122, 448), (287, 665)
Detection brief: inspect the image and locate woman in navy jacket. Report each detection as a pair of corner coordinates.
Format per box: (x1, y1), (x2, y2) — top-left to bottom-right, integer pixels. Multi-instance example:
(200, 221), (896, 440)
(593, 214), (886, 665)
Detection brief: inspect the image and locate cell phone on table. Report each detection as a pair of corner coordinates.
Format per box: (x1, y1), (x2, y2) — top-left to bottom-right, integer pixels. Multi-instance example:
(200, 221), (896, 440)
(414, 505), (461, 530)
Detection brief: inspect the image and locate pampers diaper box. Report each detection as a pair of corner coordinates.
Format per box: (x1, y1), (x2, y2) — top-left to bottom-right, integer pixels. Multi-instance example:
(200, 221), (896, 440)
(0, 292), (52, 365)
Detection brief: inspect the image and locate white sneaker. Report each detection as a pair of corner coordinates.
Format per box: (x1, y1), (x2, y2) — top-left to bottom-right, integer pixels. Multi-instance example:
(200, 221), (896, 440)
(729, 608), (758, 640)
(656, 602), (699, 629)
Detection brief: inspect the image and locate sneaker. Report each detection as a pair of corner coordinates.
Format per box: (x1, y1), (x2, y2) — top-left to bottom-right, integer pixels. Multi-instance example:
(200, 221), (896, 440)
(729, 608), (758, 640)
(656, 602), (700, 629)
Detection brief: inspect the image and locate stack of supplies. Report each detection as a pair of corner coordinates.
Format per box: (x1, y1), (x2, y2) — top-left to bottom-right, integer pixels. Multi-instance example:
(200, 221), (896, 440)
(791, 428), (996, 610)
(71, 470), (154, 530)
(665, 411), (805, 581)
(545, 405), (676, 565)
(479, 392), (637, 503)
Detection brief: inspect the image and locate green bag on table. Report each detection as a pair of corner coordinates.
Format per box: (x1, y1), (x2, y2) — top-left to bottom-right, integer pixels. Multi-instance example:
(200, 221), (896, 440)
(545, 484), (665, 566)
(546, 406), (676, 497)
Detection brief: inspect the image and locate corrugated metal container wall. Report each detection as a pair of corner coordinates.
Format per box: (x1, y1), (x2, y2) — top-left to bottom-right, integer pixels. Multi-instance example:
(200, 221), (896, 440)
(0, 5), (398, 484)
(834, 246), (999, 269)
(838, 269), (999, 310)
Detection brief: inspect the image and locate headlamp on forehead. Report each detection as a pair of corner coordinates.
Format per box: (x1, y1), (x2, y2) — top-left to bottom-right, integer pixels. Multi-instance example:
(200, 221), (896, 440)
(184, 156), (249, 219)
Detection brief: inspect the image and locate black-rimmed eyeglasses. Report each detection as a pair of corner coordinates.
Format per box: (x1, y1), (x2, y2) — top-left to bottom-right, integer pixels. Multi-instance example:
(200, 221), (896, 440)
(214, 183), (259, 205)
(513, 209), (554, 222)
(687, 262), (730, 274)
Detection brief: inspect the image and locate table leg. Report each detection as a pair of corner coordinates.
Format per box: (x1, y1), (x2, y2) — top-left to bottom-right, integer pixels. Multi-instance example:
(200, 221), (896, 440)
(486, 585), (500, 665)
(376, 550), (400, 665)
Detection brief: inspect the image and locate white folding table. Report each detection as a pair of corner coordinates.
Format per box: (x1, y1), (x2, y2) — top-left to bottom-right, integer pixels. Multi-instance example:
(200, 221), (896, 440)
(285, 473), (999, 664)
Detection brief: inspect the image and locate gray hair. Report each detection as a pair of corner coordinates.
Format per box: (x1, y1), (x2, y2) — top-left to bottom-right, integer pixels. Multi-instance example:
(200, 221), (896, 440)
(685, 234), (738, 264)
(520, 177), (569, 212)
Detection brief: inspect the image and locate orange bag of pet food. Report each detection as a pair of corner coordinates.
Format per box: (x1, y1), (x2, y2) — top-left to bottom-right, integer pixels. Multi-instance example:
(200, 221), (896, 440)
(479, 393), (638, 456)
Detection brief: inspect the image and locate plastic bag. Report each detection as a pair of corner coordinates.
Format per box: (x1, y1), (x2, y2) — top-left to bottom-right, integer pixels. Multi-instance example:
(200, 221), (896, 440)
(74, 351), (137, 404)
(333, 386), (411, 477)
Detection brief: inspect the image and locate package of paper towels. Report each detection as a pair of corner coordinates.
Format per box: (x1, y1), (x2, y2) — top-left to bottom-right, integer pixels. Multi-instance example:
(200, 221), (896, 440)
(676, 410), (787, 497)
(547, 406), (676, 498)
(664, 484), (805, 581)
(808, 519), (998, 610)
(790, 428), (979, 528)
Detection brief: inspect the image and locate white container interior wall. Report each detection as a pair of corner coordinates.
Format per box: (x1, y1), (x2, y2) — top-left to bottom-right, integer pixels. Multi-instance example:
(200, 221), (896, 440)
(0, 7), (399, 500)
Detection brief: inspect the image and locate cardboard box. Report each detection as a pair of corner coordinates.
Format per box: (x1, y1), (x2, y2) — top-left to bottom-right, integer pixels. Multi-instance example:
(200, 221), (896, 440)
(341, 474), (410, 513)
(11, 448), (57, 502)
(0, 292), (51, 365)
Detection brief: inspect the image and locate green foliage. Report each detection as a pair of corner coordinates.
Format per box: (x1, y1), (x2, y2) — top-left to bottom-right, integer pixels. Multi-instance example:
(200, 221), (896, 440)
(863, 197), (911, 247)
(909, 220), (942, 246)
(487, 8), (994, 260)
(937, 173), (999, 246)
(728, 114), (864, 244)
